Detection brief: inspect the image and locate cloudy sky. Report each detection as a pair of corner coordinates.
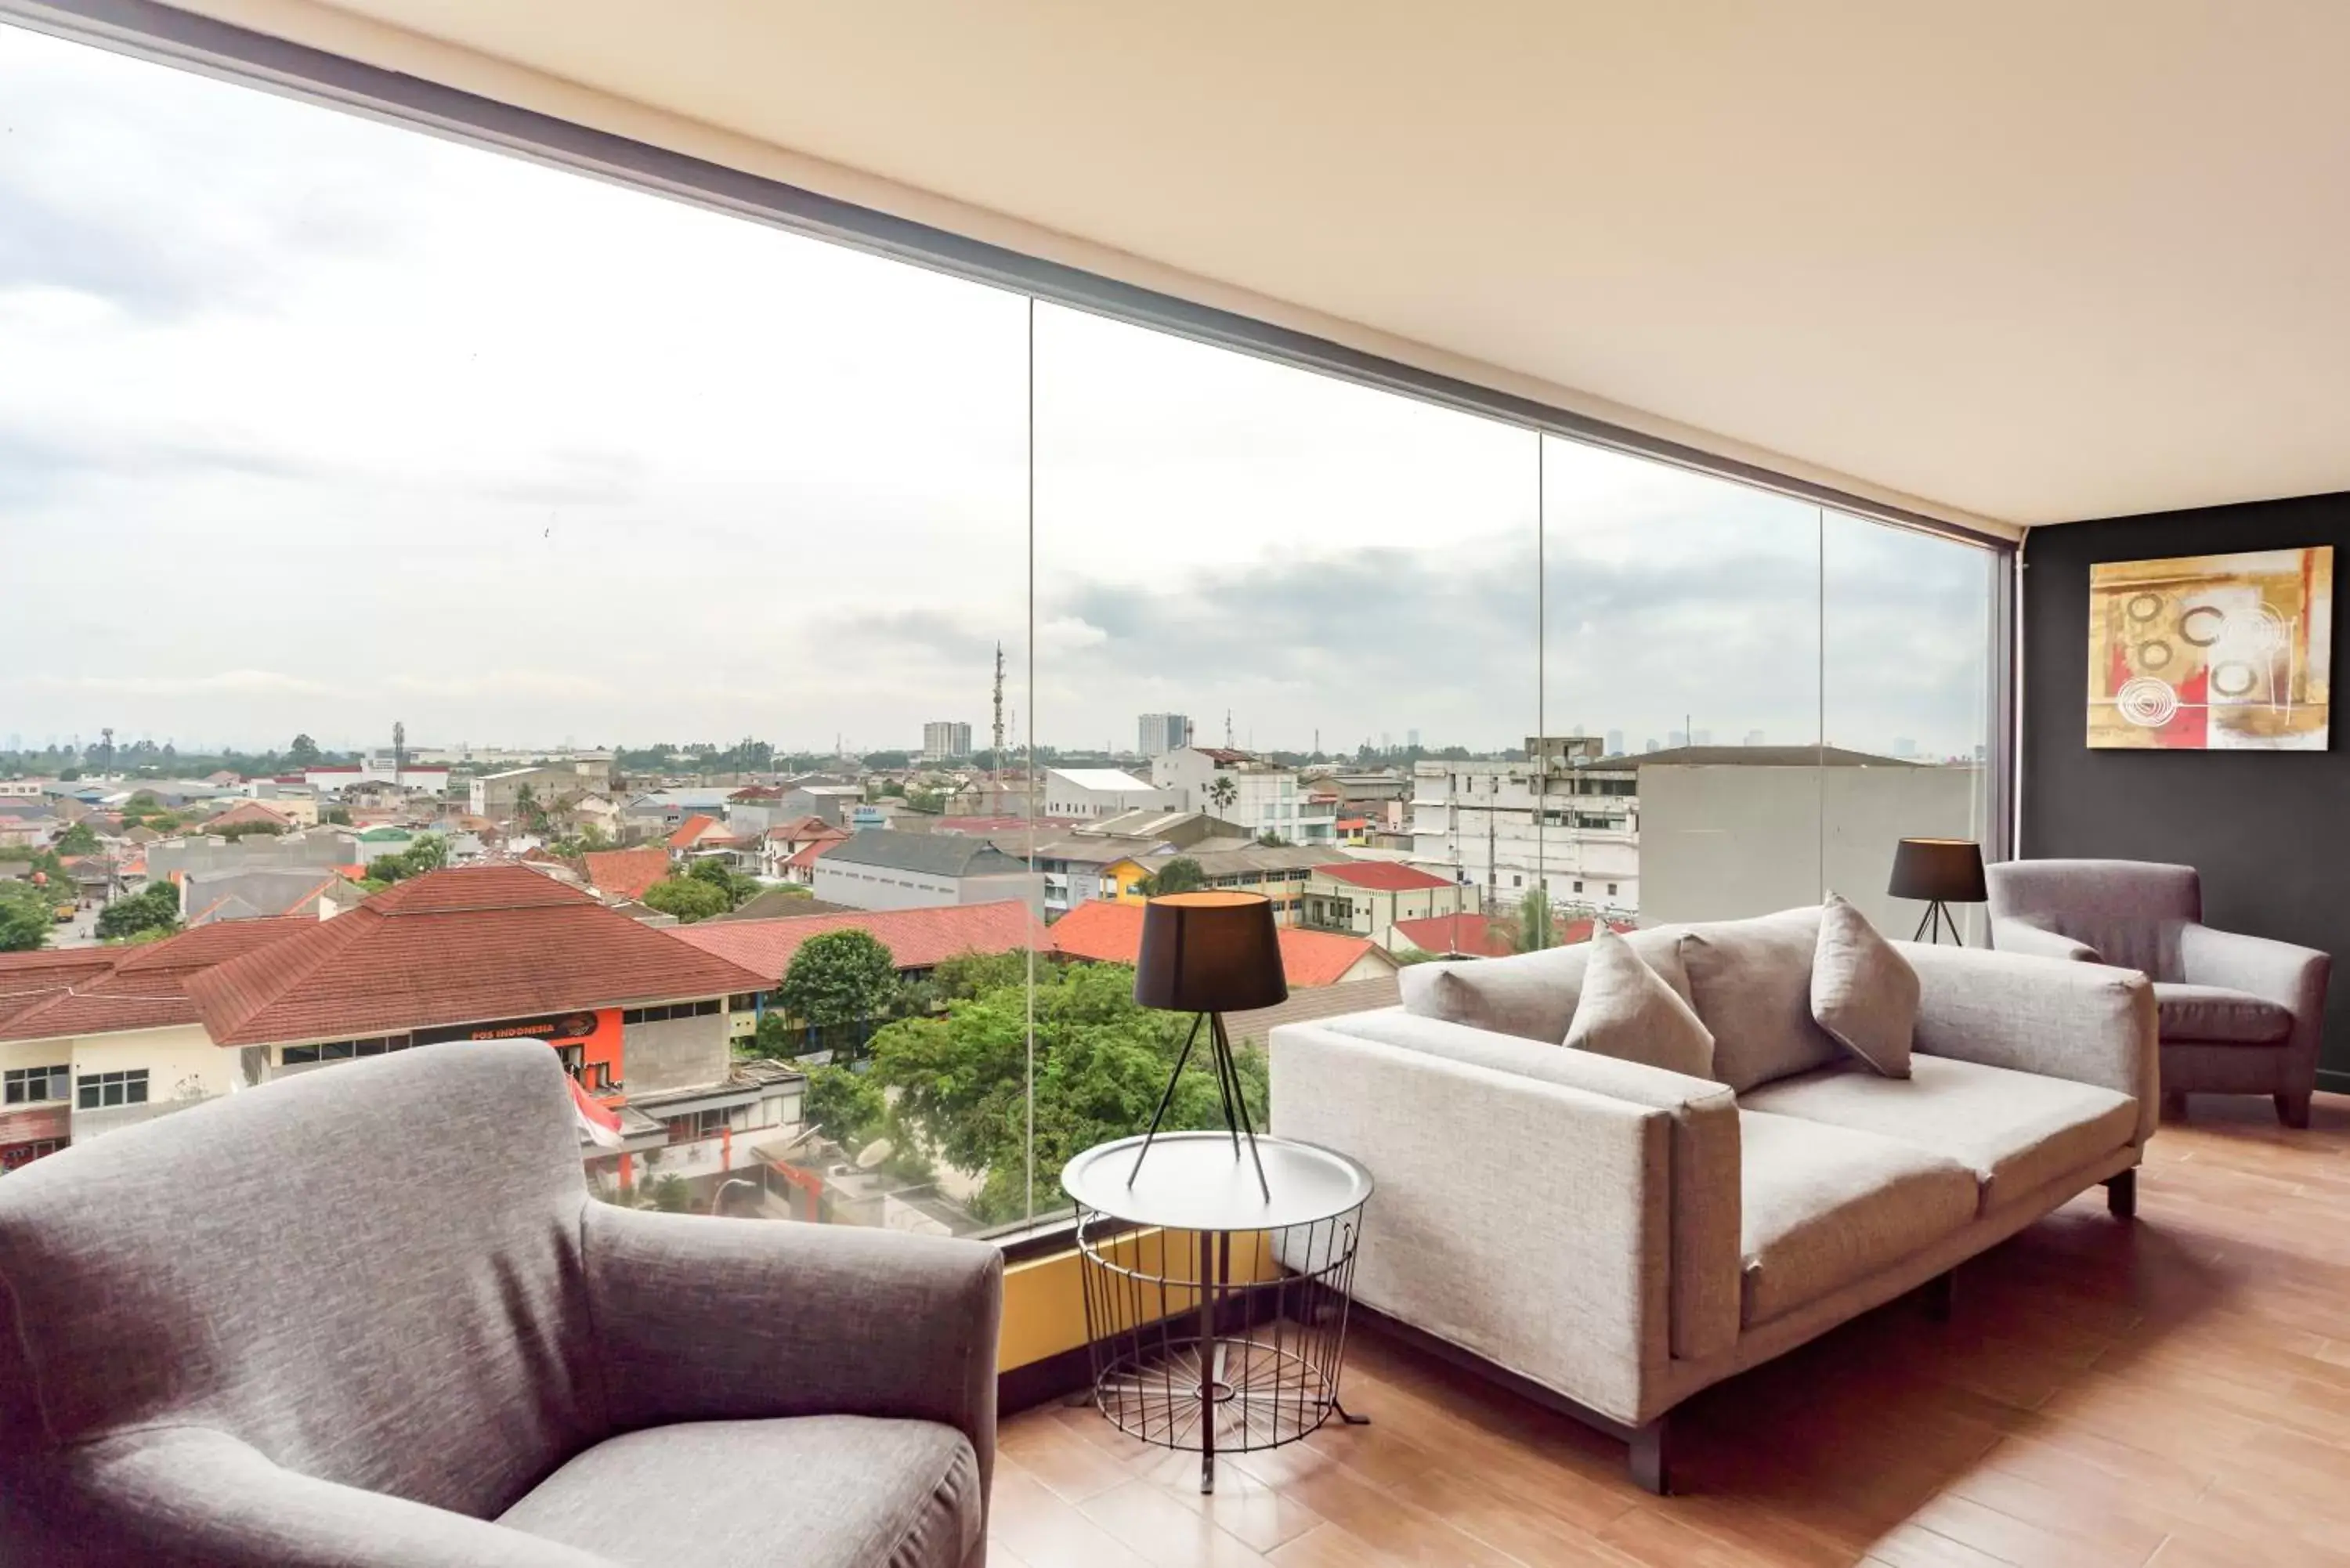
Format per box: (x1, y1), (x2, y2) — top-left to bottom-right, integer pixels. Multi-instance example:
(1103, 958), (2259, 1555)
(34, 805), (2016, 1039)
(0, 22), (1992, 761)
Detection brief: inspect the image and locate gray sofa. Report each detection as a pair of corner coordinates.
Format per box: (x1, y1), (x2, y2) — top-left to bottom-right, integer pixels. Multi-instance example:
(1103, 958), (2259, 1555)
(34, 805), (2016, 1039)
(1987, 858), (2331, 1127)
(0, 1040), (1002, 1568)
(1268, 922), (2156, 1494)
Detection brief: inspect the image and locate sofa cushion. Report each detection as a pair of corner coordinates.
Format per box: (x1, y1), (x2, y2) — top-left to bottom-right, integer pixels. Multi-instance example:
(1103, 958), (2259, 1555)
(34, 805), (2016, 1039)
(1811, 894), (1918, 1078)
(2153, 981), (2294, 1044)
(1739, 1055), (2138, 1213)
(1738, 1110), (1978, 1326)
(1677, 907), (1845, 1093)
(499, 1414), (980, 1568)
(1564, 928), (1715, 1078)
(1401, 927), (1691, 1045)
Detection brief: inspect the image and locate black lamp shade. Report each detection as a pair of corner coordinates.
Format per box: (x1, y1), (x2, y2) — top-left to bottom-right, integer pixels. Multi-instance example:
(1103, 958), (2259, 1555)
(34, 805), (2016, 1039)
(1134, 892), (1289, 1013)
(1889, 838), (1987, 904)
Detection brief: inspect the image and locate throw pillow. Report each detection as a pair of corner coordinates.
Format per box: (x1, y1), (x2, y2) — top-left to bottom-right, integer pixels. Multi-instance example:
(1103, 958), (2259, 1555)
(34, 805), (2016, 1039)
(1810, 892), (1919, 1078)
(1564, 928), (1716, 1079)
(1676, 906), (1844, 1093)
(1402, 927), (1693, 1046)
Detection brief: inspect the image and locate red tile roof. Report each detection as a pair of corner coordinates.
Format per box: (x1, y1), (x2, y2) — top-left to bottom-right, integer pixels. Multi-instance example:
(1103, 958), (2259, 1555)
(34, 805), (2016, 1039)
(761, 816), (841, 843)
(668, 900), (1045, 980)
(1048, 901), (1388, 988)
(582, 847), (672, 901)
(667, 815), (727, 850)
(0, 918), (316, 1043)
(785, 839), (839, 871)
(1390, 912), (1632, 958)
(1312, 860), (1455, 892)
(183, 865), (772, 1047)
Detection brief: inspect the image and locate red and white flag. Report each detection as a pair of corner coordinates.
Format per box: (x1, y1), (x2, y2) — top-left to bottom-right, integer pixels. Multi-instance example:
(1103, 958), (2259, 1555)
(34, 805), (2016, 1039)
(568, 1075), (627, 1150)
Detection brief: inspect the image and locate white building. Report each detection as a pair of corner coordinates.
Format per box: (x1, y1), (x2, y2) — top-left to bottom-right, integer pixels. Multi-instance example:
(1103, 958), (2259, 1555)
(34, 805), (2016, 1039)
(1410, 738), (1641, 919)
(302, 761), (453, 796)
(1152, 748), (1336, 845)
(921, 721), (973, 761)
(1040, 768), (1178, 821)
(1634, 746), (1985, 938)
(1137, 713), (1192, 757)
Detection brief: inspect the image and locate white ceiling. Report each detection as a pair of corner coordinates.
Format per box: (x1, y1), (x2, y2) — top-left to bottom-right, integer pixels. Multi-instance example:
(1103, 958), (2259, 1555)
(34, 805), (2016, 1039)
(161, 1), (2350, 529)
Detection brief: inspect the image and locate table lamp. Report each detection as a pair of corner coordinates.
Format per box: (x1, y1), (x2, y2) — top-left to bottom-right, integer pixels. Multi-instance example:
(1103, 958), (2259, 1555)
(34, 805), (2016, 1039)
(1889, 837), (1987, 945)
(1129, 891), (1289, 1200)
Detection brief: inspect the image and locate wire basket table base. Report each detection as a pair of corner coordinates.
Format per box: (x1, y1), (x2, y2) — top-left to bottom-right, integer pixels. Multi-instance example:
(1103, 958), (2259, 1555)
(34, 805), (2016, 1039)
(1073, 1188), (1369, 1492)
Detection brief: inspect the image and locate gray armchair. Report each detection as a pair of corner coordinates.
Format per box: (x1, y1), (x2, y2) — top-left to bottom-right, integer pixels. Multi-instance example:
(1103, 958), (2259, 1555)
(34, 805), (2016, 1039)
(1987, 858), (2330, 1127)
(0, 1041), (1001, 1567)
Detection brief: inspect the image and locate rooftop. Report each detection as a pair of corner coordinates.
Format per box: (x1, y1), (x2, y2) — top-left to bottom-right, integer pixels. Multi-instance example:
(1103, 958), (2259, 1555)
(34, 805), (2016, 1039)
(1635, 746), (1928, 768)
(183, 865), (771, 1048)
(1311, 860), (1455, 892)
(0, 918), (316, 1043)
(580, 847), (672, 902)
(668, 900), (1044, 978)
(816, 829), (1032, 879)
(1047, 767), (1159, 793)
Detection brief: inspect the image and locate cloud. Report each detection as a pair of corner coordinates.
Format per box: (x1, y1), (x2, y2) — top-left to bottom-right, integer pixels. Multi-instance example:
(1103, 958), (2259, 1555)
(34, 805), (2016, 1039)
(9, 670), (337, 697)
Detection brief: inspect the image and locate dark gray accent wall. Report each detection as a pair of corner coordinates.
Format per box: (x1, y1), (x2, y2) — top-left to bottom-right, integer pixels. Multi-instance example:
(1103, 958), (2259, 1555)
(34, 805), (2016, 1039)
(2020, 493), (2349, 1088)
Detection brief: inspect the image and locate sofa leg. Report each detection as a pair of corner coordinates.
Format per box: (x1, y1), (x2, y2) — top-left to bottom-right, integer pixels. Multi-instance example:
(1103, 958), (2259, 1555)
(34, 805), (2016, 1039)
(2161, 1090), (2188, 1121)
(1628, 1415), (1672, 1496)
(2104, 1168), (2137, 1219)
(2276, 1091), (2312, 1130)
(1920, 1267), (1957, 1323)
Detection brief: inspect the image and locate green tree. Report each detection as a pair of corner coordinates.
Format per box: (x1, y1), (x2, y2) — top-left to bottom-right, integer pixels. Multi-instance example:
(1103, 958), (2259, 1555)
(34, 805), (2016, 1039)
(800, 1064), (887, 1151)
(287, 734), (322, 768)
(931, 948), (1032, 1002)
(643, 876), (730, 923)
(685, 856), (761, 909)
(54, 822), (100, 855)
(513, 782), (548, 835)
(365, 834), (450, 885)
(1508, 885), (1554, 953)
(1255, 830), (1289, 847)
(215, 820), (289, 841)
(0, 880), (54, 952)
(96, 883), (182, 943)
(1137, 856), (1206, 897)
(869, 959), (1264, 1224)
(321, 805), (352, 826)
(778, 929), (900, 1054)
(1206, 775), (1239, 814)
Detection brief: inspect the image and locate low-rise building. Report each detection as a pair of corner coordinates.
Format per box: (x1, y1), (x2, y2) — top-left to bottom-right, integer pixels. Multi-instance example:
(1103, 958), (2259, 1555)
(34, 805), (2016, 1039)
(1411, 737), (1641, 919)
(1151, 748), (1337, 844)
(0, 867), (796, 1198)
(581, 846), (673, 903)
(1301, 860), (1473, 949)
(470, 761), (616, 823)
(1040, 768), (1178, 821)
(811, 830), (1043, 914)
(182, 868), (361, 925)
(1117, 843), (1354, 925)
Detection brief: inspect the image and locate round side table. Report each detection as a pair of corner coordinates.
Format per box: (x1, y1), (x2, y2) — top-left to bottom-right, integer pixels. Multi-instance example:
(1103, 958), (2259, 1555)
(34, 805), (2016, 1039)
(1062, 1130), (1372, 1493)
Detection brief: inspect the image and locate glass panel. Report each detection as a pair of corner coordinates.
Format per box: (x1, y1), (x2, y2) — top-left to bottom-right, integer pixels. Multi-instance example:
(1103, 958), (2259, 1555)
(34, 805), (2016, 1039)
(1542, 438), (1824, 927)
(1824, 513), (1998, 942)
(0, 21), (1028, 1233)
(1021, 299), (1538, 1223)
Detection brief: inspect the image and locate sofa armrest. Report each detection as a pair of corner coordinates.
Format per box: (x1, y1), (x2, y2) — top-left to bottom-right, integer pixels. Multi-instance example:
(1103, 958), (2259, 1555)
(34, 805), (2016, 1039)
(16, 1426), (614, 1567)
(2178, 923), (2332, 1078)
(582, 1205), (1001, 1494)
(1989, 916), (2100, 964)
(1896, 942), (2159, 1145)
(1269, 1017), (1698, 1426)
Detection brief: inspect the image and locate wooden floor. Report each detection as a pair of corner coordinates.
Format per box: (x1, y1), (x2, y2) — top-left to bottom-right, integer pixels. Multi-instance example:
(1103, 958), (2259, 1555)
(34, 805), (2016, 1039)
(992, 1091), (2350, 1567)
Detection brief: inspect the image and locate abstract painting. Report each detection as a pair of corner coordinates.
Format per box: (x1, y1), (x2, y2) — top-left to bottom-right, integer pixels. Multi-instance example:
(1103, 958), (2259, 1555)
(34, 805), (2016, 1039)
(2088, 547), (2333, 750)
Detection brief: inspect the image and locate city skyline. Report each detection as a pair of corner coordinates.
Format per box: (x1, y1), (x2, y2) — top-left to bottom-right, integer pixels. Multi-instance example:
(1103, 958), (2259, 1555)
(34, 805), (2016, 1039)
(4, 25), (1991, 763)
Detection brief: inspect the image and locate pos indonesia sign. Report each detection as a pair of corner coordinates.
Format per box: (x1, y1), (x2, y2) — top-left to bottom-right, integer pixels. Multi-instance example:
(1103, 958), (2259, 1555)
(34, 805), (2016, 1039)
(413, 1007), (624, 1093)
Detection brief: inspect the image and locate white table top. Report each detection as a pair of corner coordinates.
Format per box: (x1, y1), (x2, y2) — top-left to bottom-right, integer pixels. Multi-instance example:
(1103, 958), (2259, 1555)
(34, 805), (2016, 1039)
(1061, 1131), (1373, 1231)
